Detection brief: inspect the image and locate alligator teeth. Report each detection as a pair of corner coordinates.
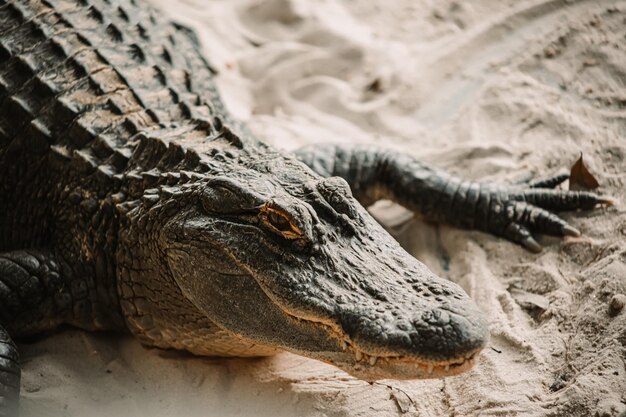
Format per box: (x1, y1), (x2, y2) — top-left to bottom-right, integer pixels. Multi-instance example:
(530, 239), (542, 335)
(444, 364), (450, 372)
(355, 351), (363, 361)
(427, 364), (434, 375)
(369, 356), (378, 366)
(341, 341), (347, 351)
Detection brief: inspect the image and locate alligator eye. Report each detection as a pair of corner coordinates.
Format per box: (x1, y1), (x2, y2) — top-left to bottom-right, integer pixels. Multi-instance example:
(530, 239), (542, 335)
(261, 206), (302, 240)
(268, 210), (291, 231)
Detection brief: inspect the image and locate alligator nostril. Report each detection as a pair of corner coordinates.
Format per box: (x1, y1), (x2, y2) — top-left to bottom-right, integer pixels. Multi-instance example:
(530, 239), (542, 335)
(421, 309), (447, 325)
(396, 320), (411, 331)
(433, 309), (450, 325)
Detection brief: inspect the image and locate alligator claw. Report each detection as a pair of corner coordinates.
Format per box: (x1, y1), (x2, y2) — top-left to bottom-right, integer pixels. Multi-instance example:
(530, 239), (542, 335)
(561, 224), (581, 238)
(522, 236), (542, 253)
(597, 196), (618, 206)
(503, 222), (542, 252)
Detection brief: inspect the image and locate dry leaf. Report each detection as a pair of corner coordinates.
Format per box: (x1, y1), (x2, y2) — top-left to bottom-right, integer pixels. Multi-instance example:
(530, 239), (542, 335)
(569, 154), (599, 191)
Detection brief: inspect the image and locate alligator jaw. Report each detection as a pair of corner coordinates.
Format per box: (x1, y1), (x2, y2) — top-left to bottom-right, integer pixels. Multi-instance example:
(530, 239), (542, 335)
(332, 348), (481, 380)
(279, 307), (487, 380)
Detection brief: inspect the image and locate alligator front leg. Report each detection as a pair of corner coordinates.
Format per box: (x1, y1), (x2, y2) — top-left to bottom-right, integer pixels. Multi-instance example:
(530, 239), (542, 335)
(0, 325), (19, 417)
(295, 143), (613, 252)
(0, 250), (82, 416)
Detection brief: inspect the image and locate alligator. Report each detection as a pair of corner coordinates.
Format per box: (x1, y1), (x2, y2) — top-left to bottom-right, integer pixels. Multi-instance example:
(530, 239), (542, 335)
(0, 0), (613, 415)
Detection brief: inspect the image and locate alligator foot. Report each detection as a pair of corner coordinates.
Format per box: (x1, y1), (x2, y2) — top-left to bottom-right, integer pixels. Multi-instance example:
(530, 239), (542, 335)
(0, 325), (19, 417)
(470, 179), (613, 252)
(296, 143), (613, 252)
(0, 249), (85, 416)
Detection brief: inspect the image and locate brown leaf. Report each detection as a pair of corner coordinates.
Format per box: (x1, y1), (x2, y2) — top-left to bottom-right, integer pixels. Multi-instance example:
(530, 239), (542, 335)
(569, 154), (599, 190)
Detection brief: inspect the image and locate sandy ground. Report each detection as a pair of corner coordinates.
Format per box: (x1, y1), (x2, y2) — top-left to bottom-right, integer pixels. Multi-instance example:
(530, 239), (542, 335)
(18, 0), (626, 416)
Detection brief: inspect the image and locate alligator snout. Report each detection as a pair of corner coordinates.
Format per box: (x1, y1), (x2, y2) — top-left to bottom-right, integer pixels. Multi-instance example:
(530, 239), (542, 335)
(331, 269), (489, 376)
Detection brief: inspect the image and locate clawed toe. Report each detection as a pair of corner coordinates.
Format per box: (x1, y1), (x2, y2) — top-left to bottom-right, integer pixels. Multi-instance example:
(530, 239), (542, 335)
(561, 224), (581, 237)
(527, 173), (570, 189)
(496, 200), (593, 251)
(503, 222), (542, 252)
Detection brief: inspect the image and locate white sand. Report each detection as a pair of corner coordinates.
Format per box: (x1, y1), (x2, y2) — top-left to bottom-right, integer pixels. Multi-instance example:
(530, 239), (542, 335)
(19, 0), (626, 416)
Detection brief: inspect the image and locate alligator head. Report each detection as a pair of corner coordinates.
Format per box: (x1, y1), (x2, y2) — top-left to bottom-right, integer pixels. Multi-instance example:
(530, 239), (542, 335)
(121, 148), (489, 380)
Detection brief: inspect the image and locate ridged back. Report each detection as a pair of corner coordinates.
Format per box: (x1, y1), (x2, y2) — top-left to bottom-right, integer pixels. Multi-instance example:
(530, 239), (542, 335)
(0, 0), (257, 251)
(0, 0), (249, 179)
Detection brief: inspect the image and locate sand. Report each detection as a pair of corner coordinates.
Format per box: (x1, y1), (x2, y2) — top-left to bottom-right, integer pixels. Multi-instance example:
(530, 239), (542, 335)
(18, 0), (626, 416)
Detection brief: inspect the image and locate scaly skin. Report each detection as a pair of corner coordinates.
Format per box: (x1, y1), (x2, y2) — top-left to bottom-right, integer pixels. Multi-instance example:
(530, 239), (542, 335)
(296, 144), (613, 252)
(0, 0), (611, 415)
